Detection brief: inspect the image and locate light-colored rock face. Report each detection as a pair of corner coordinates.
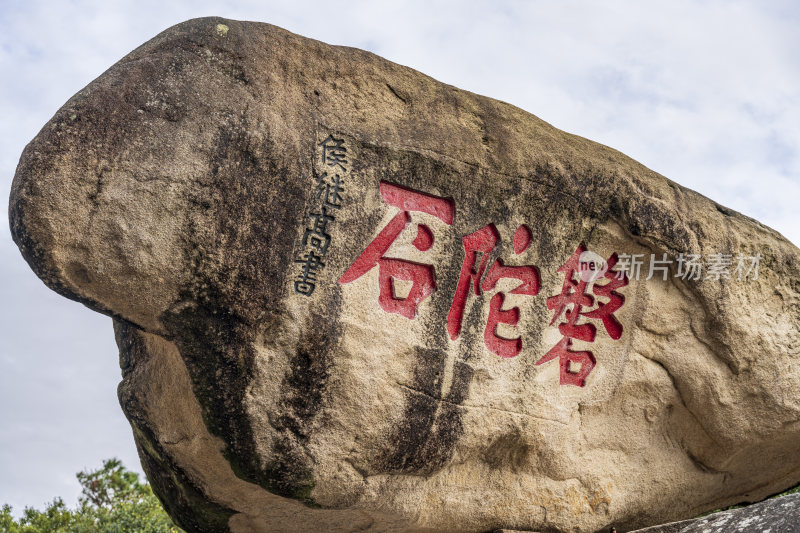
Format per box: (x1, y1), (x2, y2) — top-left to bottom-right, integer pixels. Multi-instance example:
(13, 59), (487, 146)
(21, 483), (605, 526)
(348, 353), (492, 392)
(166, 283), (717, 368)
(9, 16), (800, 533)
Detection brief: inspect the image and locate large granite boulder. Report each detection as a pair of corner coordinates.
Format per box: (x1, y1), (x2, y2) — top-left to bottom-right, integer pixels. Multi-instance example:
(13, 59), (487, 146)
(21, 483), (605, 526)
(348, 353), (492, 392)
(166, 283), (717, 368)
(9, 16), (800, 533)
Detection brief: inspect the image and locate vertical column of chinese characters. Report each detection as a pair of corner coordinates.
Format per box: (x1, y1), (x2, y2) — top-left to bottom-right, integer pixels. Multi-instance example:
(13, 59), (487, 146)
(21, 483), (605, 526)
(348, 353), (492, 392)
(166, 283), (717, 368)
(294, 135), (348, 296)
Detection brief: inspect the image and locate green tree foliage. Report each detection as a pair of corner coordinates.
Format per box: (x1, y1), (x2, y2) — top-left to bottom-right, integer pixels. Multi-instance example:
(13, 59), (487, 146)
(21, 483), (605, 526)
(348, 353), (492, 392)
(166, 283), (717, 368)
(0, 459), (181, 532)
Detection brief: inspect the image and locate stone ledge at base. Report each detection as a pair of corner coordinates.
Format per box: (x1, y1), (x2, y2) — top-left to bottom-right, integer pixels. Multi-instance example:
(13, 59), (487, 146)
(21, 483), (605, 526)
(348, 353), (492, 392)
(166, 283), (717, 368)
(631, 493), (800, 532)
(630, 519), (701, 533)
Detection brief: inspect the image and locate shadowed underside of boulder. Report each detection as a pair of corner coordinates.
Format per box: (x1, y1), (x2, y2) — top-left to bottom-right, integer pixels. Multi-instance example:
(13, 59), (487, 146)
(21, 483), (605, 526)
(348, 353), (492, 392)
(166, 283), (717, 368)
(9, 16), (800, 533)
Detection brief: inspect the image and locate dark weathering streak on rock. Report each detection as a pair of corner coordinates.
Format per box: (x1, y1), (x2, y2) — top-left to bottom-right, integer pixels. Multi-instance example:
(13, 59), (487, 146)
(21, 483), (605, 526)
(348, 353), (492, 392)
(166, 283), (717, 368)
(376, 347), (473, 475)
(345, 143), (479, 477)
(159, 100), (321, 500)
(264, 303), (342, 502)
(114, 320), (235, 533)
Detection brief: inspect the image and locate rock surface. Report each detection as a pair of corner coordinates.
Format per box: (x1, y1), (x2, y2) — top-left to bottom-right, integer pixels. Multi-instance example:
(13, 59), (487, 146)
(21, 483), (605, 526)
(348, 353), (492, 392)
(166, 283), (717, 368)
(9, 16), (800, 533)
(631, 493), (800, 532)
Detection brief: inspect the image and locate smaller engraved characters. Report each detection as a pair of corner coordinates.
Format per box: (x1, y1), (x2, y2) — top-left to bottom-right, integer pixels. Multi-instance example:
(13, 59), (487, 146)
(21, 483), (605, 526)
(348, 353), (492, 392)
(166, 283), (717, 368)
(314, 172), (344, 209)
(302, 207), (334, 256)
(294, 251), (325, 296)
(319, 134), (348, 171)
(293, 134), (348, 296)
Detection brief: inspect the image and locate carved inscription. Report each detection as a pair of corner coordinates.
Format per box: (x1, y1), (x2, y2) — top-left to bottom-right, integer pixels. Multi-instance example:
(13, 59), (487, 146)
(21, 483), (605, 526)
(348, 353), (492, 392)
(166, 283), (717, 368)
(334, 181), (628, 387)
(294, 135), (348, 296)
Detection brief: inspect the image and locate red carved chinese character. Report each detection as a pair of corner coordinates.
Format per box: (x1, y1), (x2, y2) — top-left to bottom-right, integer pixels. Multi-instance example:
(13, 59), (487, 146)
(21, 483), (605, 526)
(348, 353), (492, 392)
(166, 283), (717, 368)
(447, 224), (540, 358)
(446, 224), (499, 339)
(536, 244), (628, 387)
(583, 252), (627, 340)
(338, 181), (454, 319)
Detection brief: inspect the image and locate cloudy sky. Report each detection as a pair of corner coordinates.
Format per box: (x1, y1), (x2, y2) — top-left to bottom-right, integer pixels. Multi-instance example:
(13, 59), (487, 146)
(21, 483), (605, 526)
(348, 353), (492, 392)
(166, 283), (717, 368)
(1, 0), (798, 514)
